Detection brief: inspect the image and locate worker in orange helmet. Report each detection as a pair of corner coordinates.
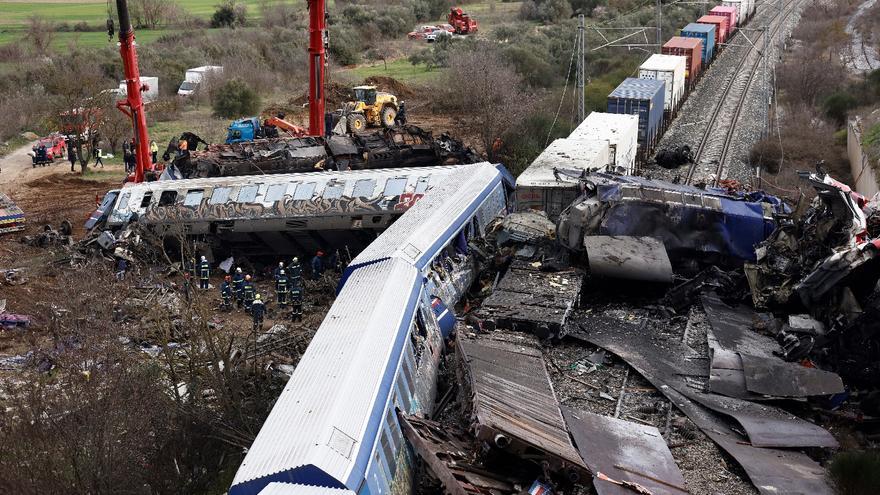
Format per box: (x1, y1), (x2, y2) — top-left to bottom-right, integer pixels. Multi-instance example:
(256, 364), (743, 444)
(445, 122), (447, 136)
(312, 250), (325, 280)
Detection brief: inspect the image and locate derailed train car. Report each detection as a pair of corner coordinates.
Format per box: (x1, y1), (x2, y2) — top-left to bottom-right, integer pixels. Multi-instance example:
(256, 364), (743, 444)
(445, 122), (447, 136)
(105, 165), (499, 255)
(170, 125), (480, 179)
(557, 173), (788, 265)
(228, 163), (512, 495)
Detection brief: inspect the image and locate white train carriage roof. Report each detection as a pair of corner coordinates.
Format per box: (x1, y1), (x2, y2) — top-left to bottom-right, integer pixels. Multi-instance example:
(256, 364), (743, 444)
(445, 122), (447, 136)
(230, 258), (421, 495)
(258, 483), (355, 495)
(347, 162), (507, 273)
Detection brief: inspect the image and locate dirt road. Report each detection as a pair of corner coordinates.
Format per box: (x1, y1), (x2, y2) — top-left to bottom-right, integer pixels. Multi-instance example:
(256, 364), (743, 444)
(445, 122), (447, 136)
(0, 141), (73, 194)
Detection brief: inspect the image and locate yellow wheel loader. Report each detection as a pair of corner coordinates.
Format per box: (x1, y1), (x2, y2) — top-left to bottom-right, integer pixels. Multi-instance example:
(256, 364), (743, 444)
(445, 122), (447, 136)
(344, 86), (398, 133)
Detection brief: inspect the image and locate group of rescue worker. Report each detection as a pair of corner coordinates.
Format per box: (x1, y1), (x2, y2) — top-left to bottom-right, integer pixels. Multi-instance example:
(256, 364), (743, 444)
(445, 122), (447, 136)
(189, 256), (305, 331)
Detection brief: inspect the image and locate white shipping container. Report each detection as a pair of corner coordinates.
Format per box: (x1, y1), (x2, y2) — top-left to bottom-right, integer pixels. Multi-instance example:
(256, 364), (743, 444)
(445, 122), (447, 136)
(638, 54), (686, 113)
(516, 138), (611, 219)
(722, 0), (747, 25)
(569, 112), (639, 175)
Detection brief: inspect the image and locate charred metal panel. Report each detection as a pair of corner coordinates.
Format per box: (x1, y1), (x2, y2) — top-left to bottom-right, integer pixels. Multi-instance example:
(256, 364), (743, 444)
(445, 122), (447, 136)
(476, 262), (584, 339)
(563, 408), (687, 495)
(456, 337), (590, 481)
(739, 353), (844, 397)
(584, 236), (673, 283)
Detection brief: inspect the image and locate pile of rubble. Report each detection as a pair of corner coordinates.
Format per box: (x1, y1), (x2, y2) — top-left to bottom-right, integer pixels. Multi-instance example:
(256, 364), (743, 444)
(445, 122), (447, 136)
(407, 169), (880, 495)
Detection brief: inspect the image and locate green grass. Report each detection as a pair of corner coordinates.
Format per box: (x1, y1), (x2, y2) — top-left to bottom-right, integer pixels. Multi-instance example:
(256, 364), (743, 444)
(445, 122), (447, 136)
(344, 59), (445, 86)
(0, 135), (30, 157)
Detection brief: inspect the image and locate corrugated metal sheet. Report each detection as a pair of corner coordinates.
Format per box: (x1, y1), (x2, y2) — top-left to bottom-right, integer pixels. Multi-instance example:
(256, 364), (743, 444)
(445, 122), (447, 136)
(230, 258), (422, 495)
(457, 337), (590, 477)
(681, 23), (716, 64)
(349, 162), (504, 271)
(258, 483), (356, 495)
(710, 5), (738, 29)
(722, 0), (747, 23)
(607, 77), (665, 100)
(569, 112), (639, 174)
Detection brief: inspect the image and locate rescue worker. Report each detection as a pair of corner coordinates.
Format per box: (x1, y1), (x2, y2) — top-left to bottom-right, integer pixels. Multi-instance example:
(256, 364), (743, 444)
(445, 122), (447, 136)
(94, 146), (104, 168)
(150, 140), (159, 164)
(198, 255), (210, 289)
(311, 250), (324, 280)
(251, 293), (265, 331)
(220, 275), (233, 310)
(68, 146), (77, 172)
(115, 258), (128, 281)
(276, 269), (289, 308)
(243, 274), (255, 313)
(395, 101), (407, 126)
(288, 257), (302, 287)
(232, 267), (245, 308)
(289, 284), (303, 322)
(274, 261), (285, 282)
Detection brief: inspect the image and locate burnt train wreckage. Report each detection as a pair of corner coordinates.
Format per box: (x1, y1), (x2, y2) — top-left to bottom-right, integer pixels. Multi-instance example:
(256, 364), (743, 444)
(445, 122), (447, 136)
(165, 126), (480, 179)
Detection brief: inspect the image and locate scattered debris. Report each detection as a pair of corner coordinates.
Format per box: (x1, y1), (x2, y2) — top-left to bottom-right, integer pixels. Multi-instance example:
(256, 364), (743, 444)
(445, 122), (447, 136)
(20, 222), (73, 247)
(475, 261), (584, 339)
(0, 192), (25, 234)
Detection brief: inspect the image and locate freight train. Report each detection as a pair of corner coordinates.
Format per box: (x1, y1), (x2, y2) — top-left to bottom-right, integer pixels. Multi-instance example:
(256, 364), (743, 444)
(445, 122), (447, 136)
(517, 0), (760, 220)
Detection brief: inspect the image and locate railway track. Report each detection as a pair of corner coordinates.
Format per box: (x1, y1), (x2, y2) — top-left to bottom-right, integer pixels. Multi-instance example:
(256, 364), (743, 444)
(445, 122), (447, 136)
(683, 0), (800, 186)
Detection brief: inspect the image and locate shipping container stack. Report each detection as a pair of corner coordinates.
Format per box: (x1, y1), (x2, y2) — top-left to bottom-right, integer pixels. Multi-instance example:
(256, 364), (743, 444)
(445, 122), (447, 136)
(709, 6), (738, 34)
(696, 15), (730, 46)
(638, 54), (688, 128)
(607, 78), (665, 161)
(662, 37), (704, 90)
(680, 23), (716, 66)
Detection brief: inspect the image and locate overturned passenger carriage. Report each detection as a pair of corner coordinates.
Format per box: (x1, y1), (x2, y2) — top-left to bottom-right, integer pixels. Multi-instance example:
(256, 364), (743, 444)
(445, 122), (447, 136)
(106, 165), (511, 256)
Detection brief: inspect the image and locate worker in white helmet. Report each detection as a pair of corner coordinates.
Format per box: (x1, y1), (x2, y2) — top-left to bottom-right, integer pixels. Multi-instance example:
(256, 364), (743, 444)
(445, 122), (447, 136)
(252, 293), (265, 331)
(198, 255), (210, 289)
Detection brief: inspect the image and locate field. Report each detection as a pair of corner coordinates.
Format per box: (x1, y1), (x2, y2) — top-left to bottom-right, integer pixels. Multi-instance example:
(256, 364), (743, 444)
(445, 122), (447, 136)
(0, 0), (290, 47)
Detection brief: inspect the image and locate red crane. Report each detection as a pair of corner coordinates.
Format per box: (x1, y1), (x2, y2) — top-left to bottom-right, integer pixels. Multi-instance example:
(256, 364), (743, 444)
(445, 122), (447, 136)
(307, 0), (326, 136)
(114, 0), (152, 183)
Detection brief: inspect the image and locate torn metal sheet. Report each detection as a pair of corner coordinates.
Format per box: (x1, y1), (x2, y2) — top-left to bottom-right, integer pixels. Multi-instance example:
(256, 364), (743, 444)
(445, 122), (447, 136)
(700, 293), (780, 358)
(562, 408), (688, 495)
(0, 312), (30, 328)
(398, 414), (517, 495)
(457, 337), (590, 480)
(568, 318), (834, 495)
(497, 211), (557, 244)
(476, 263), (584, 339)
(739, 353), (844, 397)
(584, 236), (673, 283)
(796, 241), (880, 307)
(707, 348), (758, 400)
(0, 193), (25, 235)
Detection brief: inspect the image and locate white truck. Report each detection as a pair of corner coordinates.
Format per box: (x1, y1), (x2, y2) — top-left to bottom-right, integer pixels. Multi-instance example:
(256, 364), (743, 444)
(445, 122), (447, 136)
(177, 66), (223, 96)
(114, 76), (159, 103)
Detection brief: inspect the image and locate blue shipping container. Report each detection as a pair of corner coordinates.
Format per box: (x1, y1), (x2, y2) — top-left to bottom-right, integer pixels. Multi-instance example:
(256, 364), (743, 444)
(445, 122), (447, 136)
(680, 23), (716, 65)
(606, 78), (665, 151)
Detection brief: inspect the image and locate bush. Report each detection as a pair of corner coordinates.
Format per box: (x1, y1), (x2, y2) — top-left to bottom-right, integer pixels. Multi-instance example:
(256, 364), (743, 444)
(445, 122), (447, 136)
(749, 138), (783, 174)
(211, 78), (261, 118)
(823, 91), (858, 126)
(329, 23), (364, 66)
(829, 451), (880, 495)
(211, 1), (247, 28)
(520, 0), (573, 22)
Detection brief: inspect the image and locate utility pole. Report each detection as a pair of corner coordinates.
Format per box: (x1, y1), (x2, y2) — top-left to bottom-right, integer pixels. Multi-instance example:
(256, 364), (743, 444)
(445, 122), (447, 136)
(656, 0), (663, 53)
(577, 14), (586, 123)
(763, 24), (769, 138)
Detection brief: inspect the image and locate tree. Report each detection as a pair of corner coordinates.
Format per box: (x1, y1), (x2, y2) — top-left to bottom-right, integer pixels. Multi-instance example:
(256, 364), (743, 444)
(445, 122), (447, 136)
(211, 79), (261, 118)
(823, 91), (858, 126)
(130, 0), (172, 29)
(211, 1), (247, 28)
(24, 16), (55, 56)
(439, 46), (535, 159)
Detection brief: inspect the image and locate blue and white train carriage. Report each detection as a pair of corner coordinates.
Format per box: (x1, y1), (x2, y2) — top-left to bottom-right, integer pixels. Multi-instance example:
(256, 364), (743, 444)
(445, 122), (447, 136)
(229, 162), (513, 495)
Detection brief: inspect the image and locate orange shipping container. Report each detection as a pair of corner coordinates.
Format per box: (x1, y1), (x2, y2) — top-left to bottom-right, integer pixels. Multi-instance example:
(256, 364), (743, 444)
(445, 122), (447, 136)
(662, 36), (703, 88)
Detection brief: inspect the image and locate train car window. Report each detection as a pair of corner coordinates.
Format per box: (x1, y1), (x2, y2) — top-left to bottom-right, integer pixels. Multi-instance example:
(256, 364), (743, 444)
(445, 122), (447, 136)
(353, 179), (376, 197)
(117, 192), (131, 210)
(401, 351), (415, 388)
(380, 432), (397, 476)
(396, 381), (411, 413)
(265, 183), (287, 203)
(183, 189), (204, 206)
(139, 192), (153, 208)
(324, 182), (345, 199)
(237, 185), (259, 203)
(385, 409), (401, 451)
(383, 178), (407, 197)
(293, 182), (316, 200)
(209, 187), (231, 205)
(415, 177), (430, 194)
(158, 191), (177, 206)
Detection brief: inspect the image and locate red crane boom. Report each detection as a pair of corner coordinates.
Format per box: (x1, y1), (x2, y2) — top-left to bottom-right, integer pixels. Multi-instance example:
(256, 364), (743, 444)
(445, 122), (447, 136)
(115, 0), (152, 183)
(307, 0), (326, 136)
